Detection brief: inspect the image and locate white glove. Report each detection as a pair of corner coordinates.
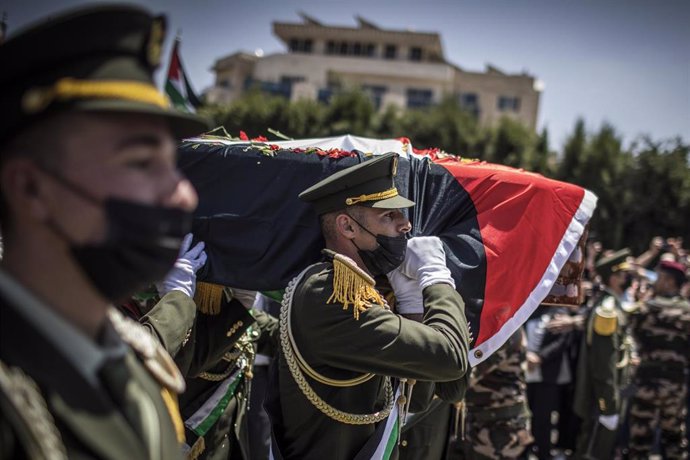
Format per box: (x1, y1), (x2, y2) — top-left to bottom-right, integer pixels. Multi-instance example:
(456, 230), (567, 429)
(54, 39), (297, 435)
(157, 233), (207, 298)
(398, 237), (455, 290)
(386, 269), (424, 315)
(598, 414), (619, 431)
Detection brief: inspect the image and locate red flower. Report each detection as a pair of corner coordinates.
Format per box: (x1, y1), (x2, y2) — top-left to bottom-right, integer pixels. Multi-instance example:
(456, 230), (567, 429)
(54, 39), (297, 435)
(397, 137), (411, 145)
(252, 135), (268, 142)
(239, 131), (249, 141)
(269, 144), (280, 151)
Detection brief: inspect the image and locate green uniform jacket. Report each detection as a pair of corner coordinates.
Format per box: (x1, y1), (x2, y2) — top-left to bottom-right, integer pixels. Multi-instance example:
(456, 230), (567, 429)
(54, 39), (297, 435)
(573, 290), (629, 419)
(137, 290), (278, 460)
(0, 270), (184, 460)
(276, 258), (470, 460)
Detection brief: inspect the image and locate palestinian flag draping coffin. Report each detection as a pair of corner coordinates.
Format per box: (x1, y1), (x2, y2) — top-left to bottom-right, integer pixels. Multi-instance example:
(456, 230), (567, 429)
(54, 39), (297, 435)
(179, 135), (597, 365)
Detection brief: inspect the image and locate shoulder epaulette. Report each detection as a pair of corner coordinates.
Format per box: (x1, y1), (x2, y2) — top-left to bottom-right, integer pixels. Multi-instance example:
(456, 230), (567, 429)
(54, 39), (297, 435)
(194, 282), (228, 316)
(593, 297), (618, 336)
(107, 308), (186, 394)
(108, 308), (187, 443)
(326, 252), (385, 320)
(0, 360), (67, 459)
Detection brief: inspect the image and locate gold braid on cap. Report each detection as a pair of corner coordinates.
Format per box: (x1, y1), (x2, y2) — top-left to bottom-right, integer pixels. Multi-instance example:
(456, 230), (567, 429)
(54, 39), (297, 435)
(327, 253), (385, 320)
(22, 78), (170, 114)
(345, 187), (398, 206)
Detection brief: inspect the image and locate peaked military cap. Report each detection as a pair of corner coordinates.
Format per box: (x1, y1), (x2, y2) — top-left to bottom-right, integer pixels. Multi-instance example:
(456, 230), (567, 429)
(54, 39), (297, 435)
(299, 152), (415, 215)
(595, 248), (632, 280)
(0, 4), (209, 147)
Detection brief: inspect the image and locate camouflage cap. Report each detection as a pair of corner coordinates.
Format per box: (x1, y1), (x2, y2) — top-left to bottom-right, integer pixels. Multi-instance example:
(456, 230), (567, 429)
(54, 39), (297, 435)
(0, 4), (209, 147)
(299, 152), (415, 215)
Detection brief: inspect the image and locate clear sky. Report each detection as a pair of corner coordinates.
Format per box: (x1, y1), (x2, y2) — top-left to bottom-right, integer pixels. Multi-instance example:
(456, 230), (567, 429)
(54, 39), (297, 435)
(3, 0), (689, 150)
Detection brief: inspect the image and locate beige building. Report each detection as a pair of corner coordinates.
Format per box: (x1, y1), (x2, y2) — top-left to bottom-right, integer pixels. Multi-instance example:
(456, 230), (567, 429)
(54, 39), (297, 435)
(207, 14), (541, 129)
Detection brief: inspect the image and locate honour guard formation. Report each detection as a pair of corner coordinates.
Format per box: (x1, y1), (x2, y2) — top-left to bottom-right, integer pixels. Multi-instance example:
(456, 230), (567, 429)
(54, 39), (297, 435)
(1, 3), (688, 460)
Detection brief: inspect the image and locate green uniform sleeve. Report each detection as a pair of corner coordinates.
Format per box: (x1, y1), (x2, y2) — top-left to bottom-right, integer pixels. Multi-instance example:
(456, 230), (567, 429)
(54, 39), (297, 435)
(292, 267), (470, 382)
(140, 290), (197, 358)
(141, 291), (258, 377)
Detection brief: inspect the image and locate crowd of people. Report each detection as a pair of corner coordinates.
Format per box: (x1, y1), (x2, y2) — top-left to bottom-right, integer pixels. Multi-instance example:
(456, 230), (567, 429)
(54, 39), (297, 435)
(1, 4), (689, 460)
(522, 237), (690, 459)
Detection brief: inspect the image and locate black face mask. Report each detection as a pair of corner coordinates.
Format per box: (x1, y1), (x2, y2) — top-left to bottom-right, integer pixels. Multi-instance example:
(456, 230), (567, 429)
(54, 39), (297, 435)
(40, 168), (192, 303)
(348, 214), (407, 276)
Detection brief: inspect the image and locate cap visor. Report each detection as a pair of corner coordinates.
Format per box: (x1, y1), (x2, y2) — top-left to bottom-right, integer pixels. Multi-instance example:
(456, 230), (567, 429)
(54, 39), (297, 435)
(73, 99), (211, 139)
(371, 195), (415, 209)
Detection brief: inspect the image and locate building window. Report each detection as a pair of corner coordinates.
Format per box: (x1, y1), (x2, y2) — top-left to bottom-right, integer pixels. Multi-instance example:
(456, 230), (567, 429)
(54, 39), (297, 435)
(406, 88), (433, 108)
(366, 43), (375, 57)
(409, 47), (422, 61)
(260, 80), (292, 99)
(280, 75), (305, 85)
(384, 44), (397, 59)
(362, 85), (388, 110)
(339, 41), (349, 55)
(318, 88), (334, 104)
(289, 38), (313, 53)
(459, 92), (480, 117)
(219, 79), (232, 89)
(326, 41), (336, 55)
(497, 96), (521, 112)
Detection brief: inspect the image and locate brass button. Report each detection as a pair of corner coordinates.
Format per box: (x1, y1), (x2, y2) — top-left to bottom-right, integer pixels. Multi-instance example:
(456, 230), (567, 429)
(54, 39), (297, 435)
(401, 440), (408, 447)
(474, 349), (483, 359)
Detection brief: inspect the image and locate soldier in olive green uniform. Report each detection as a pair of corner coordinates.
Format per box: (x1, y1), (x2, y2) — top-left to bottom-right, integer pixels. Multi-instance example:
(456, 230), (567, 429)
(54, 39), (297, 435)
(629, 260), (690, 459)
(123, 238), (279, 460)
(573, 249), (635, 459)
(0, 5), (208, 458)
(267, 153), (470, 460)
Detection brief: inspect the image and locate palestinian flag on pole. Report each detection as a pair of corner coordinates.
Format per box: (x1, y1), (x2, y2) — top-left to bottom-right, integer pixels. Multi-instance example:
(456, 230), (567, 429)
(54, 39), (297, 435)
(165, 39), (201, 113)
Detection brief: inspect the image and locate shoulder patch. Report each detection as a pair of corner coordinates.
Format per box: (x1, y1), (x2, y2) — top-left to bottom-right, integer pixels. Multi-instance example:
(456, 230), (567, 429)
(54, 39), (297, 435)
(107, 308), (186, 394)
(0, 360), (67, 459)
(593, 302), (618, 336)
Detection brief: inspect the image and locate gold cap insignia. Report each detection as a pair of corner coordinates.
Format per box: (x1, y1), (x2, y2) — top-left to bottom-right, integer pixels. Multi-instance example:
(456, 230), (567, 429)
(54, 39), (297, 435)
(147, 16), (165, 67)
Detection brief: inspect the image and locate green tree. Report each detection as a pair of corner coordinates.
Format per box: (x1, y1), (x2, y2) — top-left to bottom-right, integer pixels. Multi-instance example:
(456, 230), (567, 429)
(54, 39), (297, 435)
(323, 89), (375, 136)
(623, 138), (690, 252)
(398, 96), (480, 156)
(557, 118), (586, 183)
(483, 117), (536, 169)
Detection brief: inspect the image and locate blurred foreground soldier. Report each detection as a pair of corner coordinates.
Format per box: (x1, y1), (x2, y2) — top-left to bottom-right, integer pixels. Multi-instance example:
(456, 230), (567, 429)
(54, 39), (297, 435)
(629, 260), (690, 459)
(573, 249), (635, 459)
(0, 5), (208, 458)
(458, 329), (532, 460)
(267, 153), (470, 459)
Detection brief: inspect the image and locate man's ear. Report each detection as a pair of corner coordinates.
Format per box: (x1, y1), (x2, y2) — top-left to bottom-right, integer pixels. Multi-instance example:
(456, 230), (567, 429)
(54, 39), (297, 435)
(1, 158), (51, 223)
(335, 213), (357, 239)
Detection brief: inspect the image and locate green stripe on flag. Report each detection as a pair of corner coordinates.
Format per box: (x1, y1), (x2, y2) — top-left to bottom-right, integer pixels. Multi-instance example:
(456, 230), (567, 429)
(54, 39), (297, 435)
(382, 417), (399, 460)
(192, 372), (243, 437)
(165, 81), (190, 112)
